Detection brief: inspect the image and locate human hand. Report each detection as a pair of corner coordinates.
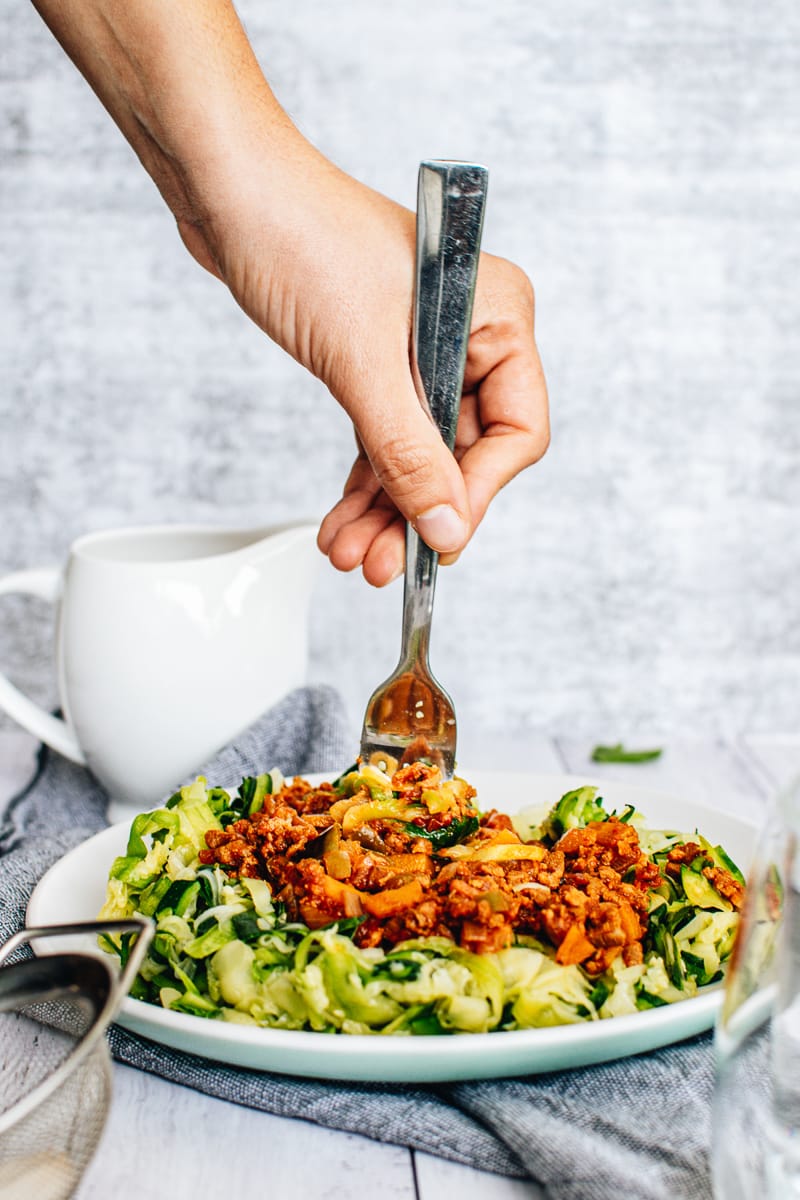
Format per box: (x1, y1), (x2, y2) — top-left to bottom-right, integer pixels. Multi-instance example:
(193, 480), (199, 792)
(32, 0), (548, 585)
(317, 238), (550, 586)
(188, 159), (550, 586)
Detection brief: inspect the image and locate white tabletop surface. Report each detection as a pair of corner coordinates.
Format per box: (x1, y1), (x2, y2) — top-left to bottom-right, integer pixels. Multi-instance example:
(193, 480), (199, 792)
(2, 725), (798, 1200)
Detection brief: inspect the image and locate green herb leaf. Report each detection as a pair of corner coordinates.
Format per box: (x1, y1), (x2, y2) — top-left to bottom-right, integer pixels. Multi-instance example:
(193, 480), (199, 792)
(403, 814), (480, 849)
(591, 743), (663, 764)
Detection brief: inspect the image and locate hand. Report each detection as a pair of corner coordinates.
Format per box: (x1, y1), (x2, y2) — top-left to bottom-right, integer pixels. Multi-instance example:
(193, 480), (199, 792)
(317, 236), (550, 586)
(186, 161), (550, 586)
(32, 0), (549, 586)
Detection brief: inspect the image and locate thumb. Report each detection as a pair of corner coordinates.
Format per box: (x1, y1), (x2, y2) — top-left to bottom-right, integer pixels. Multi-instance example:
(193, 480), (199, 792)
(347, 377), (472, 554)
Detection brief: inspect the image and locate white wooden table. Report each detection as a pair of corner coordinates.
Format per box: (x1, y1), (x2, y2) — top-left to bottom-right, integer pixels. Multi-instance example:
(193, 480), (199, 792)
(3, 726), (798, 1200)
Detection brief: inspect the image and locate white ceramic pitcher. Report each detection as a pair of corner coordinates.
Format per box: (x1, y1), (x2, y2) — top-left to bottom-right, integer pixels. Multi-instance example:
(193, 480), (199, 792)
(0, 522), (319, 805)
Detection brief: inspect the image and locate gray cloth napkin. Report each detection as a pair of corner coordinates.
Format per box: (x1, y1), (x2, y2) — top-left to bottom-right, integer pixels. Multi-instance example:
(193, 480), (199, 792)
(0, 686), (719, 1200)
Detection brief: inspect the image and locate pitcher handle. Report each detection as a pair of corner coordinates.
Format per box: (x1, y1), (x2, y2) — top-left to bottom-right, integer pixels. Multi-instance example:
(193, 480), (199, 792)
(0, 567), (86, 764)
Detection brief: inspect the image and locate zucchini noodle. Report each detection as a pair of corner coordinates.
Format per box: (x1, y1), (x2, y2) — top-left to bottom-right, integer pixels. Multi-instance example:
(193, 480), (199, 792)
(99, 766), (744, 1035)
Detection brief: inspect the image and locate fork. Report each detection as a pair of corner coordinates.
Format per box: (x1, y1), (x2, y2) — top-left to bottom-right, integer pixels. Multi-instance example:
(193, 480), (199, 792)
(359, 160), (488, 778)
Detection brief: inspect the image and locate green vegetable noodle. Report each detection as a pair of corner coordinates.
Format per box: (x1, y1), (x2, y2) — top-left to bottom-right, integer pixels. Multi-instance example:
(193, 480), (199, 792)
(99, 769), (744, 1036)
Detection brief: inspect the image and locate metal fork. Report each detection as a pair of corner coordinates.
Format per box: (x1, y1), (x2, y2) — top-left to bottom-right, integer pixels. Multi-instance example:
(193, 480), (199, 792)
(359, 160), (488, 777)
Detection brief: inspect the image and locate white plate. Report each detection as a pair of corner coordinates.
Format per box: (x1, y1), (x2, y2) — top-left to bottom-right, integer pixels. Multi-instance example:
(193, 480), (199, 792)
(27, 770), (756, 1083)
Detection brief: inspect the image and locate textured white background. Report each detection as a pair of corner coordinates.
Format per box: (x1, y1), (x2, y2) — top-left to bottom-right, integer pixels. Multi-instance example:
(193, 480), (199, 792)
(1, 0), (798, 744)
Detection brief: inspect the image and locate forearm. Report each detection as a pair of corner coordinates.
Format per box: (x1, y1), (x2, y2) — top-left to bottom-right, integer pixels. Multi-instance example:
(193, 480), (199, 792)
(31, 0), (313, 237)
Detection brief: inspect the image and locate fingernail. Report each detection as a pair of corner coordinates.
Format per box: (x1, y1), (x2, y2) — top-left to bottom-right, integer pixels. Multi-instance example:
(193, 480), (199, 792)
(415, 504), (468, 553)
(386, 562), (404, 585)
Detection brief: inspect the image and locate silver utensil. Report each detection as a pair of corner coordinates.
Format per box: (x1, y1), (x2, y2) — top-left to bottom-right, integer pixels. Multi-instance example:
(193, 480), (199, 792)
(360, 160), (488, 777)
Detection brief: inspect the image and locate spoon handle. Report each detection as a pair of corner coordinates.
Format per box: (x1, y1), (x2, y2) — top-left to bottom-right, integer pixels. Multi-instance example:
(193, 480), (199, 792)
(400, 161), (488, 667)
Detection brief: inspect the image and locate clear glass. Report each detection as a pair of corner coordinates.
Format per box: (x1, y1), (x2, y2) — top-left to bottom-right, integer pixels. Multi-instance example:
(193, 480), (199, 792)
(713, 776), (800, 1198)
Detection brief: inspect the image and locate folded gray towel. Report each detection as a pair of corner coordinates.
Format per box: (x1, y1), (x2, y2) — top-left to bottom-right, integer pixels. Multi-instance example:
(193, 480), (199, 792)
(0, 687), (722, 1200)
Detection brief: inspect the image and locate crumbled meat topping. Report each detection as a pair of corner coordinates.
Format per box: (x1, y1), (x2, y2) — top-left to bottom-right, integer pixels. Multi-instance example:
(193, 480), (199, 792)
(198, 766), (743, 973)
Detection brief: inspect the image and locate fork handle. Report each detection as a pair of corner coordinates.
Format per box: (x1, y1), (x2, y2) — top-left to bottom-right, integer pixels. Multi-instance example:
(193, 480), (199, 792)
(414, 160), (488, 451)
(401, 161), (488, 664)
